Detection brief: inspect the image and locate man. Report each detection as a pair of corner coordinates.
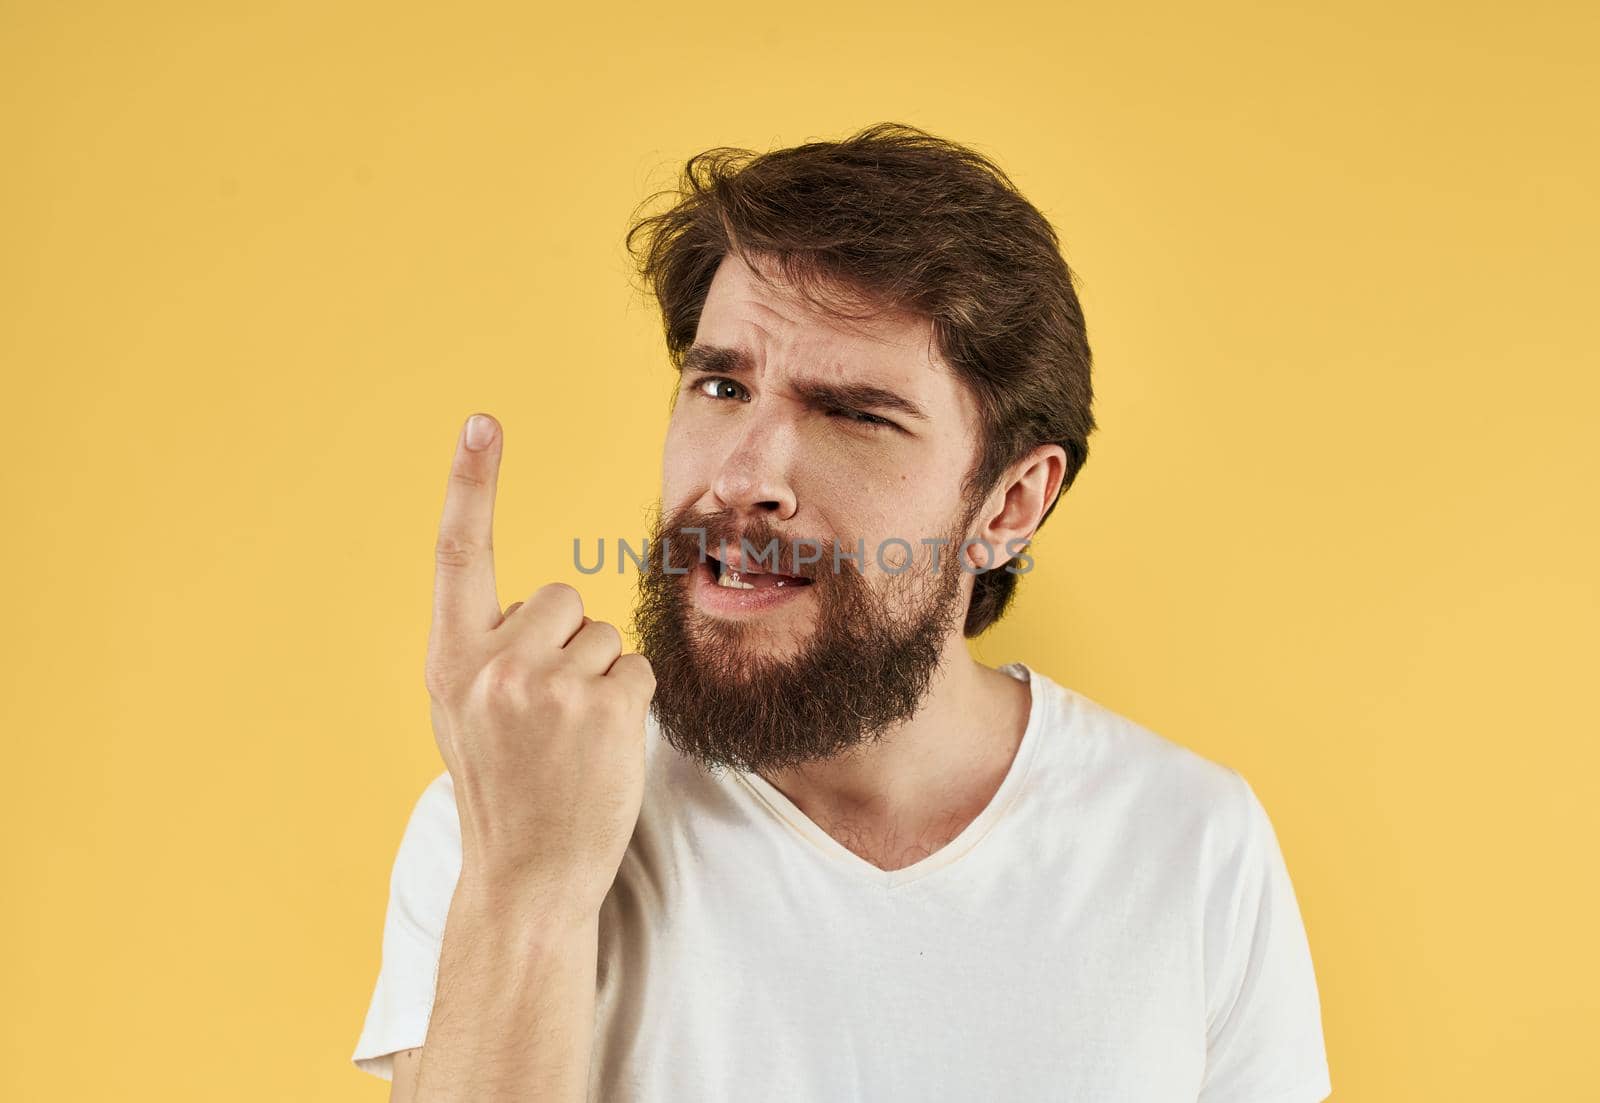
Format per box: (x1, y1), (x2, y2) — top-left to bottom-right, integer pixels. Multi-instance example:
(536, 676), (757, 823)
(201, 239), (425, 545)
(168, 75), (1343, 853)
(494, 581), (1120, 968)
(352, 123), (1332, 1102)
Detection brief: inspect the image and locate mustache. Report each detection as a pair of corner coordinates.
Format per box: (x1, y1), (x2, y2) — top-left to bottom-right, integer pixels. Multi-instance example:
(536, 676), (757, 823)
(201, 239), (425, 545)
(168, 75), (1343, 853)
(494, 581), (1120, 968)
(653, 509), (844, 580)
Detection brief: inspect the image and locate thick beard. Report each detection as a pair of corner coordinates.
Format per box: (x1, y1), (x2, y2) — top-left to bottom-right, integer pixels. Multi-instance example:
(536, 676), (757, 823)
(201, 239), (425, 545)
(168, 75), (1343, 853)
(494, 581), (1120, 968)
(631, 501), (976, 776)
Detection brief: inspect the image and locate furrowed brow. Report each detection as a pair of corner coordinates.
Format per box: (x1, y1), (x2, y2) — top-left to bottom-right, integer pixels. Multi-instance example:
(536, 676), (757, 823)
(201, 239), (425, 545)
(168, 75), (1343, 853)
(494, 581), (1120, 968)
(679, 343), (930, 423)
(794, 379), (929, 422)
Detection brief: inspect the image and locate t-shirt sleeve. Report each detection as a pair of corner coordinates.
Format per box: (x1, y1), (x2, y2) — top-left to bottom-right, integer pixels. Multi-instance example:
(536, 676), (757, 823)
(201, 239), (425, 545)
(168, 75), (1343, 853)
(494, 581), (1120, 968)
(350, 769), (462, 1082)
(1197, 771), (1332, 1103)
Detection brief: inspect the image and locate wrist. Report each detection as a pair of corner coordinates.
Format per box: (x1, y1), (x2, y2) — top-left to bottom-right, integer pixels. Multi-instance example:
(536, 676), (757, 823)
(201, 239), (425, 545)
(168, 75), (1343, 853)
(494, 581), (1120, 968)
(453, 865), (600, 936)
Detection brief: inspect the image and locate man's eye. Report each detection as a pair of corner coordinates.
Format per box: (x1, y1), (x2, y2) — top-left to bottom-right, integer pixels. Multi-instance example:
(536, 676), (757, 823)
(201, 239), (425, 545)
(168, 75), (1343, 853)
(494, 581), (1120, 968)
(692, 377), (896, 432)
(695, 377), (748, 402)
(831, 408), (895, 431)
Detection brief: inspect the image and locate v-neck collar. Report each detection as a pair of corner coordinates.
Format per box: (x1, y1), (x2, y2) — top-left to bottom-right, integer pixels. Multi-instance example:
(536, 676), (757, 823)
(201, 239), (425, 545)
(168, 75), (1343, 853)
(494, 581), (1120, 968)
(730, 662), (1047, 889)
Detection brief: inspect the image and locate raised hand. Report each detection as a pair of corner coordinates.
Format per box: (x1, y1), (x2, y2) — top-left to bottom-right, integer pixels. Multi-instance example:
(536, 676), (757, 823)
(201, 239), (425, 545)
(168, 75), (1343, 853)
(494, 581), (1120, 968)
(423, 412), (655, 922)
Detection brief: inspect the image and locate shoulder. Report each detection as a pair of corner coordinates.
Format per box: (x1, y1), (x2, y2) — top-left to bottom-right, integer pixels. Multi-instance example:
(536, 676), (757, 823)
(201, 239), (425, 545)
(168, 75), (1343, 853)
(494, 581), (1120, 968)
(1029, 667), (1263, 854)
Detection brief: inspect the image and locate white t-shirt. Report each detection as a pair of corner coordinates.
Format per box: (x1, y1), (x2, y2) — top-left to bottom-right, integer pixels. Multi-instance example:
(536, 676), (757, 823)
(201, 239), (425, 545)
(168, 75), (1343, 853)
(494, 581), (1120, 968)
(353, 661), (1332, 1102)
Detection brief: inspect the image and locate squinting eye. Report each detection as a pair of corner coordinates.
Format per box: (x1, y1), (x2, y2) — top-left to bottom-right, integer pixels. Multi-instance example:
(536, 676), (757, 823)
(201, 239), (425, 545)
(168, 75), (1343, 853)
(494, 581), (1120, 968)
(835, 409), (894, 430)
(691, 376), (897, 433)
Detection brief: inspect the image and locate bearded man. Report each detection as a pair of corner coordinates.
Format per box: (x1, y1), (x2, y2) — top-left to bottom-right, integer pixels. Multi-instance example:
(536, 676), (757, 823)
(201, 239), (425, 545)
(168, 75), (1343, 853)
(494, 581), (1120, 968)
(353, 123), (1332, 1103)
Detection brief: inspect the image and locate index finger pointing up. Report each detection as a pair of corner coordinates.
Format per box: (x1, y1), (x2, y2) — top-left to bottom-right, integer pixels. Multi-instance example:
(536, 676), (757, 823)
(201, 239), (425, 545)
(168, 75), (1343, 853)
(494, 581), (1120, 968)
(432, 412), (504, 645)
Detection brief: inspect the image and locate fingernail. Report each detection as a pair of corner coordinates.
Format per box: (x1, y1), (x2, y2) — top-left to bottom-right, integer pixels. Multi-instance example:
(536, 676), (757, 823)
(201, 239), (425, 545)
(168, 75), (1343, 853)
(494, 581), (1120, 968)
(465, 414), (495, 451)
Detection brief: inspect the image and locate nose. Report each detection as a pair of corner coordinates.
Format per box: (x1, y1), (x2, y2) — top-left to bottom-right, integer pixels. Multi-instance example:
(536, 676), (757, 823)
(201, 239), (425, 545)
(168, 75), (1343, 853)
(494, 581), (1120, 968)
(708, 413), (798, 521)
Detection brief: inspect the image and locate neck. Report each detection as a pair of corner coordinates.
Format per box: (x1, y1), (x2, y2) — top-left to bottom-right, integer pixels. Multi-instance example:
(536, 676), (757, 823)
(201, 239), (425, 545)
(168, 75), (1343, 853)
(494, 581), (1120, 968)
(755, 633), (1032, 860)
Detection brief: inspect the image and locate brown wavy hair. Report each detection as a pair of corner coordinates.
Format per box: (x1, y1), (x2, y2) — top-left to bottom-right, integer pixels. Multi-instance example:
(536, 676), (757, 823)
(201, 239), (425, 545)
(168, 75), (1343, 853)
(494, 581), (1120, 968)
(624, 122), (1096, 637)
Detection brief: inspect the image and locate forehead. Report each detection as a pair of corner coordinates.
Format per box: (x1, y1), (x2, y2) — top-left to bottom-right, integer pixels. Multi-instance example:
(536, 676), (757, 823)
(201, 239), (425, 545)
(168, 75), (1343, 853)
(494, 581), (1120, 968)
(693, 252), (972, 422)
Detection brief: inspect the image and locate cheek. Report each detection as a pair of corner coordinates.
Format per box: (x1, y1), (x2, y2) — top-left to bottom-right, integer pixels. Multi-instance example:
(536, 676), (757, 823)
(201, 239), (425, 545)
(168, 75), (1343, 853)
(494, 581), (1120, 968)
(801, 440), (909, 507)
(660, 417), (715, 499)
(817, 497), (949, 575)
(854, 491), (972, 573)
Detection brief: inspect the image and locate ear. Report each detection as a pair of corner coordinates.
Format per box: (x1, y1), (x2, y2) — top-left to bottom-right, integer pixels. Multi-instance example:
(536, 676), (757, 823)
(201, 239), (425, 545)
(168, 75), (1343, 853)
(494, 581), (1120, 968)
(962, 444), (1067, 572)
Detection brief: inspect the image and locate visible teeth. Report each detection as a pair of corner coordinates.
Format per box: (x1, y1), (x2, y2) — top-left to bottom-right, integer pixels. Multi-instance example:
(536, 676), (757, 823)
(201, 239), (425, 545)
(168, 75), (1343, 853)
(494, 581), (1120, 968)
(716, 563), (756, 590)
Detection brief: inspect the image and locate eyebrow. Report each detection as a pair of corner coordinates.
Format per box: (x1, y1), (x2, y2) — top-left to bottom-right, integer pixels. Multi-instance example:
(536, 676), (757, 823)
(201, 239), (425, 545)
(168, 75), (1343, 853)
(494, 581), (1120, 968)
(679, 343), (931, 423)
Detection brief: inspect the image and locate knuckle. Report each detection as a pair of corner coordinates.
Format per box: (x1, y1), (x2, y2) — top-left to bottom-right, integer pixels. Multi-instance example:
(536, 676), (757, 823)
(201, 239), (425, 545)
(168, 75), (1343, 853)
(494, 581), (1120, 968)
(536, 668), (583, 708)
(480, 653), (529, 708)
(536, 581), (584, 615)
(449, 466), (491, 491)
(618, 653), (655, 686)
(433, 533), (483, 570)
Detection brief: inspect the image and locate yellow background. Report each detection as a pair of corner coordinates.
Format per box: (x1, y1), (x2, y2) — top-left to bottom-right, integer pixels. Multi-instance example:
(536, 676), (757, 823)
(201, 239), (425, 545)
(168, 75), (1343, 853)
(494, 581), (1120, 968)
(3, 1), (1595, 1098)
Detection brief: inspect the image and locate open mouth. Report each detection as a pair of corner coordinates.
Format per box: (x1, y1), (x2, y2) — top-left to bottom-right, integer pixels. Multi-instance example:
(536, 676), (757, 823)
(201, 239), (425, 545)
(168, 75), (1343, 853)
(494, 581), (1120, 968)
(704, 555), (815, 591)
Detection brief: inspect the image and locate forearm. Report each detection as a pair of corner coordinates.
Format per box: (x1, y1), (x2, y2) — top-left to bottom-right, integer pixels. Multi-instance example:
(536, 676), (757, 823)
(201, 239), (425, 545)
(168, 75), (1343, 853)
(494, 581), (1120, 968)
(414, 874), (599, 1102)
